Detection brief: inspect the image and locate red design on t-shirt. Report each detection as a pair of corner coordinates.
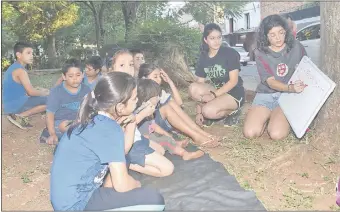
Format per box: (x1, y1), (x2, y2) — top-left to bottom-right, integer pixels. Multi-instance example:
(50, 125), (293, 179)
(277, 63), (289, 77)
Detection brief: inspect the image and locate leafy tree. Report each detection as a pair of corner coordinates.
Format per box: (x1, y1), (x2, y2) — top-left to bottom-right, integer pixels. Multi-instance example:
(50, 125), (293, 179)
(121, 1), (141, 43)
(81, 1), (114, 49)
(179, 1), (248, 25)
(2, 1), (79, 67)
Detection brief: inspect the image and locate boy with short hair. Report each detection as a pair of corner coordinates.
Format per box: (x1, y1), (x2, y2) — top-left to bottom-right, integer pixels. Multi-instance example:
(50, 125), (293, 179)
(42, 58), (91, 145)
(130, 49), (145, 77)
(83, 56), (102, 90)
(2, 41), (49, 129)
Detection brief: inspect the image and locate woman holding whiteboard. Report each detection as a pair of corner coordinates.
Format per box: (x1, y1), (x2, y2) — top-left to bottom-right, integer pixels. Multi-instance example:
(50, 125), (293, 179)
(243, 14), (307, 140)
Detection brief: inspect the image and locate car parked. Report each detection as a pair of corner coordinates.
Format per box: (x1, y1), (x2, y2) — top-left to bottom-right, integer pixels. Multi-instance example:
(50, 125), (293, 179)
(231, 46), (250, 66)
(296, 21), (320, 68)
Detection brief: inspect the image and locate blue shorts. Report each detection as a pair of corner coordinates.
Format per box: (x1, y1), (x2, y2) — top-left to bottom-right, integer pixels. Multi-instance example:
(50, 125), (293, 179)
(15, 96), (47, 114)
(154, 109), (173, 132)
(54, 120), (66, 138)
(252, 92), (281, 111)
(126, 136), (155, 167)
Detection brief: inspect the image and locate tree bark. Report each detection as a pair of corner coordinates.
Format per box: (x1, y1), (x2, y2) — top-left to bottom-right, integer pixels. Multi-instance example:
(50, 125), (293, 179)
(83, 1), (107, 50)
(121, 1), (141, 43)
(316, 2), (340, 140)
(47, 34), (57, 68)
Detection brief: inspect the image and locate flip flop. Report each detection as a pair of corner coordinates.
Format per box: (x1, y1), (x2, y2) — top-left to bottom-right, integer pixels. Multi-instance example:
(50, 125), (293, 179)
(198, 137), (221, 148)
(208, 135), (224, 142)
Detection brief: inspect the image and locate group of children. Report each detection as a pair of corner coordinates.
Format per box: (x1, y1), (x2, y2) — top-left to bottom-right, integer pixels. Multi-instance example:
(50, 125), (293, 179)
(2, 41), (224, 211)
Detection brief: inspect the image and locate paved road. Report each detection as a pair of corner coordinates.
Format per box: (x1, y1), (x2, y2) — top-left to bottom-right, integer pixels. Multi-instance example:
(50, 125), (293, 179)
(239, 63), (260, 92)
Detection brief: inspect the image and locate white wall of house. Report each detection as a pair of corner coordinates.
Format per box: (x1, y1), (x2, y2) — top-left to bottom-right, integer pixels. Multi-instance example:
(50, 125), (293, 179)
(224, 2), (261, 35)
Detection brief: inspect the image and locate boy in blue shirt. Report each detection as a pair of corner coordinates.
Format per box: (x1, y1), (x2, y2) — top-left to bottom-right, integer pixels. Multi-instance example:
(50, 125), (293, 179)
(2, 42), (49, 129)
(83, 56), (102, 90)
(42, 58), (91, 144)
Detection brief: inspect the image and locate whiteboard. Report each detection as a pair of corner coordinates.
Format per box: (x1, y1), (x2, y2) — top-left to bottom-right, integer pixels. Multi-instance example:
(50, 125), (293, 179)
(278, 56), (336, 138)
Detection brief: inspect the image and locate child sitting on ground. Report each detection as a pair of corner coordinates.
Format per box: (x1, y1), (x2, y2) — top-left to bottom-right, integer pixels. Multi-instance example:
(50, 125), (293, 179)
(54, 56), (102, 90)
(108, 49), (174, 177)
(41, 58), (91, 145)
(130, 49), (145, 77)
(138, 63), (221, 148)
(137, 79), (204, 160)
(50, 72), (165, 211)
(3, 42), (49, 129)
(83, 56), (102, 90)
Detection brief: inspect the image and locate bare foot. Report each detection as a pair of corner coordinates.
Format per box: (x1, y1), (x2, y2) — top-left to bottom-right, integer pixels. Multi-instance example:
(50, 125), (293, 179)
(176, 139), (189, 148)
(182, 150), (205, 160)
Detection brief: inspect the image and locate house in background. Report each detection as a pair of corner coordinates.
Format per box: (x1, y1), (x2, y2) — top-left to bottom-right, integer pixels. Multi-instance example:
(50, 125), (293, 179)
(223, 2), (261, 46)
(261, 1), (320, 30)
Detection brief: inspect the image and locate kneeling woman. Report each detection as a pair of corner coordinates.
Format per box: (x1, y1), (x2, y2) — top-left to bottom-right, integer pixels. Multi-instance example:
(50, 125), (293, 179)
(243, 14), (307, 140)
(50, 72), (164, 211)
(189, 23), (245, 127)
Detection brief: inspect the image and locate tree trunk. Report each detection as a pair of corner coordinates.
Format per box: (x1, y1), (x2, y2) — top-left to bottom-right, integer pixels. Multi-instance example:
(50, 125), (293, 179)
(47, 34), (57, 68)
(316, 2), (340, 141)
(98, 3), (106, 48)
(121, 1), (141, 43)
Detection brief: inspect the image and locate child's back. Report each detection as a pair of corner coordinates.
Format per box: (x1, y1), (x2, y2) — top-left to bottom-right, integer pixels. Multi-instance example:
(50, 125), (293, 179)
(2, 62), (29, 114)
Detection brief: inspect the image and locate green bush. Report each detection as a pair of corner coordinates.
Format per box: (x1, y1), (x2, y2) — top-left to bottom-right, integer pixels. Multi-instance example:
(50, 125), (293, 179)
(128, 19), (202, 66)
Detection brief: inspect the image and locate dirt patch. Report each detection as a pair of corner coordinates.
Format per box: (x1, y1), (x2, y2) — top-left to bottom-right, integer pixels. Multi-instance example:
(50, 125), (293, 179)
(1, 74), (339, 210)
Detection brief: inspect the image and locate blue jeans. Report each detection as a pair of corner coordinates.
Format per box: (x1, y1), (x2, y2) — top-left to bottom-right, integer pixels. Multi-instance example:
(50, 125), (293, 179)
(252, 92), (281, 111)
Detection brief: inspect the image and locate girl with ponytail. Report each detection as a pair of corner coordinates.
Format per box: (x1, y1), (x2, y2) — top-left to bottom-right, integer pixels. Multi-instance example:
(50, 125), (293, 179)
(50, 72), (165, 211)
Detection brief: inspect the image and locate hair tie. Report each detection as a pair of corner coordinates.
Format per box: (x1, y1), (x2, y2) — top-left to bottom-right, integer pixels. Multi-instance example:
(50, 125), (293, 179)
(91, 91), (95, 99)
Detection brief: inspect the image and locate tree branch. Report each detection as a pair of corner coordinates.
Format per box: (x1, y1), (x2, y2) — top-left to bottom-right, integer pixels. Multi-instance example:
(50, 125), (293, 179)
(83, 1), (96, 14)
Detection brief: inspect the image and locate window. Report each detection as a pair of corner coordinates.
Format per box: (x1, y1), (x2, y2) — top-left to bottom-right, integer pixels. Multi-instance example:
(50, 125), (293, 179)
(229, 18), (234, 33)
(245, 13), (250, 29)
(296, 24), (320, 41)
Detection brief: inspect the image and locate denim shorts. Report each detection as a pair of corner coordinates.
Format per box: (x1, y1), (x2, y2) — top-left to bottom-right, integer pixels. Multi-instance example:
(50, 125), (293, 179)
(252, 92), (281, 111)
(16, 96), (47, 114)
(154, 109), (173, 132)
(54, 120), (65, 138)
(126, 136), (155, 167)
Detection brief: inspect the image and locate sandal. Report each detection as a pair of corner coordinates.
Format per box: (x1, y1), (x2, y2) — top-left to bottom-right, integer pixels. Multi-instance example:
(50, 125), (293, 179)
(195, 104), (204, 126)
(208, 135), (224, 142)
(198, 137), (221, 148)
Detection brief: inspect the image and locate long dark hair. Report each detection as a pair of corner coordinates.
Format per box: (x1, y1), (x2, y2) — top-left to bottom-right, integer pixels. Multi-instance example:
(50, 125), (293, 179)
(67, 72), (137, 138)
(136, 79), (161, 108)
(257, 14), (295, 53)
(200, 23), (222, 53)
(138, 63), (159, 79)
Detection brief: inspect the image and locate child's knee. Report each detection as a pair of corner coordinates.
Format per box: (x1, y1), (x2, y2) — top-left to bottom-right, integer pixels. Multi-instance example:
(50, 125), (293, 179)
(161, 160), (174, 177)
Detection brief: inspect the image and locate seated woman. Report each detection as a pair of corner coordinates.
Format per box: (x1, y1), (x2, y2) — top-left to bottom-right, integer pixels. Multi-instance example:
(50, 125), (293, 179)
(139, 63), (221, 148)
(243, 14), (307, 140)
(188, 23), (245, 128)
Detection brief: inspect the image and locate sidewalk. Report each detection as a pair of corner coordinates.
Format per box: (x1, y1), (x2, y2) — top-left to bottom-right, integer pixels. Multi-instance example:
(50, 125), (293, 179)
(239, 62), (260, 92)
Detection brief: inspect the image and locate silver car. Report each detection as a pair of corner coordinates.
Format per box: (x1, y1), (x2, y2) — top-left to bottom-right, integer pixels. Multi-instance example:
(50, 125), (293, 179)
(296, 22), (320, 68)
(232, 46), (250, 66)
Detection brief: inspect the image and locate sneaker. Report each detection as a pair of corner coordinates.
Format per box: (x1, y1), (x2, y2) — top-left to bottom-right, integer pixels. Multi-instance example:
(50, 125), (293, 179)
(224, 109), (241, 127)
(203, 118), (224, 128)
(7, 114), (32, 129)
(203, 119), (215, 127)
(39, 128), (50, 143)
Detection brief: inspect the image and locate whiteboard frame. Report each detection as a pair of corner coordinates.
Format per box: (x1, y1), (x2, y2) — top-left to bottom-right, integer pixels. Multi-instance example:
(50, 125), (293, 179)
(278, 56), (336, 138)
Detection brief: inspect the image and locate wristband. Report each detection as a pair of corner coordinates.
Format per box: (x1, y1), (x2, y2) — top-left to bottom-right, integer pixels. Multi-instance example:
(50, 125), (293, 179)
(210, 91), (217, 98)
